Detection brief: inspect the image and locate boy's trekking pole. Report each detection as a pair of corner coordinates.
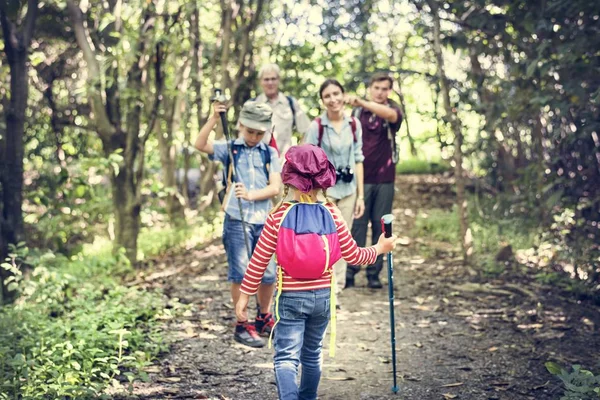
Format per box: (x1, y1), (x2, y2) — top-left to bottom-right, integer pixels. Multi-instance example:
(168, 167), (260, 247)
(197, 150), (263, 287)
(381, 214), (399, 394)
(212, 88), (252, 259)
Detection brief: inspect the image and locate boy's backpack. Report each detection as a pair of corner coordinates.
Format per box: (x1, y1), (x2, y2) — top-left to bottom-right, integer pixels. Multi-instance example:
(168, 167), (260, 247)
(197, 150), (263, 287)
(315, 116), (358, 147)
(275, 202), (341, 279)
(217, 141), (271, 204)
(269, 199), (342, 357)
(352, 100), (401, 163)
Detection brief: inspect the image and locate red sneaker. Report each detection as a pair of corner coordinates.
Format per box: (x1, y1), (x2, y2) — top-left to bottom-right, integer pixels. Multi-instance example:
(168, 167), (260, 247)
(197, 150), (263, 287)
(234, 322), (265, 347)
(254, 313), (275, 336)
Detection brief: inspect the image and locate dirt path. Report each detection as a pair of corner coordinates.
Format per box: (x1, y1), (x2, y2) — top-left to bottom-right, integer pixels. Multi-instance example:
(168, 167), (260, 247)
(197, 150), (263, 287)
(116, 175), (600, 400)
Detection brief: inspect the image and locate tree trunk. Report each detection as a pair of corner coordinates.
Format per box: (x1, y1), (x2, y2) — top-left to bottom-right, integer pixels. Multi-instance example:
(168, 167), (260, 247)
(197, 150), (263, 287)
(67, 1), (158, 265)
(158, 95), (185, 225)
(111, 165), (140, 263)
(394, 84), (417, 156)
(429, 0), (472, 264)
(192, 2), (217, 206)
(0, 0), (39, 303)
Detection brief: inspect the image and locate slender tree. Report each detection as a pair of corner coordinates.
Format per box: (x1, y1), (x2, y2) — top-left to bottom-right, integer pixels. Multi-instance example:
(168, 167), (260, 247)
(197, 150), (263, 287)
(427, 0), (472, 263)
(0, 0), (39, 303)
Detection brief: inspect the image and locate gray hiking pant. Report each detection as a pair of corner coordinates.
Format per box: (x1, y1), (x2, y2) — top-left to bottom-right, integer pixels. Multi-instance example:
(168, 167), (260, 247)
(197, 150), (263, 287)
(348, 183), (395, 280)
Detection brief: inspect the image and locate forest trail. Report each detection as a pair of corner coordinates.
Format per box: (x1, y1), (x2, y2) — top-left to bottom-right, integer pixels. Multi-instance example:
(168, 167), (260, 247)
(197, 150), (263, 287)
(115, 175), (600, 400)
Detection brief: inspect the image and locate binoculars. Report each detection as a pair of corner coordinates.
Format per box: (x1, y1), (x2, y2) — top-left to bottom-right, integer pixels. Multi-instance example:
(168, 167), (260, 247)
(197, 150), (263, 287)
(336, 166), (354, 183)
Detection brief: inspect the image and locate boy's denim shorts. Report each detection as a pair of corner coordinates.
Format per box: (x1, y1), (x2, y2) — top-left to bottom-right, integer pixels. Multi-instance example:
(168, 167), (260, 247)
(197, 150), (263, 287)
(223, 214), (276, 284)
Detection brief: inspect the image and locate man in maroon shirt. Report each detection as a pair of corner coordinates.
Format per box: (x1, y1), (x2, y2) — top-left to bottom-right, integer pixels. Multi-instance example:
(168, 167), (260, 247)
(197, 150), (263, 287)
(344, 73), (403, 289)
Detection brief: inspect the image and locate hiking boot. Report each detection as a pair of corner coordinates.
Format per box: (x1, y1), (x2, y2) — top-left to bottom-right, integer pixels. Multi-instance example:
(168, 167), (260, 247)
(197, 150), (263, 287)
(344, 276), (355, 289)
(367, 276), (383, 289)
(234, 322), (265, 348)
(254, 313), (275, 336)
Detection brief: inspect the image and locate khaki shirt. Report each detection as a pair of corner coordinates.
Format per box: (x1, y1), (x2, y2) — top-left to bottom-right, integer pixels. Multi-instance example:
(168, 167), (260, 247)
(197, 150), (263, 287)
(255, 92), (310, 157)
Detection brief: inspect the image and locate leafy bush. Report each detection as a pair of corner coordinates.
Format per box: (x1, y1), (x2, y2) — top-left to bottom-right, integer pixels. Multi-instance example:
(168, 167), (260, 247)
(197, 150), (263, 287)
(0, 220), (209, 399)
(546, 362), (600, 400)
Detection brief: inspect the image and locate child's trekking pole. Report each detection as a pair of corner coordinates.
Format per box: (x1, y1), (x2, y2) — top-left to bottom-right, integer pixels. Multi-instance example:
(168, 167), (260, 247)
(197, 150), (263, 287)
(212, 88), (252, 259)
(381, 214), (399, 394)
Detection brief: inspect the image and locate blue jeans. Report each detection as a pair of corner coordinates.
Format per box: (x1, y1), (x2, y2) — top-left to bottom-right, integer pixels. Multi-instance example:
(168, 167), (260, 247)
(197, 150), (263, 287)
(273, 289), (331, 400)
(223, 214), (276, 284)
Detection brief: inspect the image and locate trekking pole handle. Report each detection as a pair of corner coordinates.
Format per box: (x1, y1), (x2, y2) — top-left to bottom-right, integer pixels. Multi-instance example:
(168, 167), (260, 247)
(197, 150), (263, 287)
(381, 214), (394, 239)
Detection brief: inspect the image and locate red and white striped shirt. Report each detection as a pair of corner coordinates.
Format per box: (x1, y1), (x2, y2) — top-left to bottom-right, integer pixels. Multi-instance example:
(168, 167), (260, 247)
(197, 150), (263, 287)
(240, 202), (379, 295)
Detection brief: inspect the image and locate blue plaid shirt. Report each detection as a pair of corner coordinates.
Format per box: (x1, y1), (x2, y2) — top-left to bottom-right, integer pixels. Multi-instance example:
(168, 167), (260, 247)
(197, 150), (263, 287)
(210, 138), (281, 224)
(305, 113), (364, 200)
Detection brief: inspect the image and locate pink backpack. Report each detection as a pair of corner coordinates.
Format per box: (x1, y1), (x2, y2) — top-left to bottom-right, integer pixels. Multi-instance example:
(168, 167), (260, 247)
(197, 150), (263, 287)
(269, 201), (342, 357)
(275, 202), (341, 278)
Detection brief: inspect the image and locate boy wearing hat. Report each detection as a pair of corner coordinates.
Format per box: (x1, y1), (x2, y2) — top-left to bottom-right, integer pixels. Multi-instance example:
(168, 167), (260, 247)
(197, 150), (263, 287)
(194, 100), (282, 348)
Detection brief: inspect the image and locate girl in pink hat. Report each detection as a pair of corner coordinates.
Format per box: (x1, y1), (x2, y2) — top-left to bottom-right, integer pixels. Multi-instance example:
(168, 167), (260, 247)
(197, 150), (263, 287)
(236, 144), (397, 400)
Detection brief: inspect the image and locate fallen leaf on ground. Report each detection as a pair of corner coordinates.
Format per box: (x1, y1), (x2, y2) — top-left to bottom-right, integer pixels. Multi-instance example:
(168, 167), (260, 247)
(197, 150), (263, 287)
(533, 331), (565, 340)
(158, 377), (181, 383)
(324, 376), (355, 381)
(488, 346), (499, 352)
(414, 342), (423, 348)
(143, 366), (161, 373)
(532, 381), (550, 390)
(455, 311), (473, 317)
(442, 393), (458, 399)
(550, 323), (572, 331)
(582, 318), (595, 329)
(517, 323), (543, 330)
(411, 305), (433, 311)
(416, 319), (431, 328)
(442, 382), (464, 387)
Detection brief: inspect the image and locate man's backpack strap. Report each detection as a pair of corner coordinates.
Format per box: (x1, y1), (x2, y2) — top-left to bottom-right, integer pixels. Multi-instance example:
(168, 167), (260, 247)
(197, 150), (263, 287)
(316, 117), (356, 147)
(286, 95), (296, 130)
(349, 116), (357, 143)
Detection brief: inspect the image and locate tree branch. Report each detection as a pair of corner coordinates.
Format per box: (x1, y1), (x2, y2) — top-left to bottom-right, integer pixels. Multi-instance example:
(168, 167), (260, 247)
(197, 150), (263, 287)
(66, 0), (115, 140)
(141, 43), (163, 145)
(22, 0), (39, 45)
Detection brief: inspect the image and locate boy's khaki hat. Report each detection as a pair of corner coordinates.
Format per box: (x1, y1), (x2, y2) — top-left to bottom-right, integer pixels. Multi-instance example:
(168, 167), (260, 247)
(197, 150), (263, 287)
(239, 101), (273, 132)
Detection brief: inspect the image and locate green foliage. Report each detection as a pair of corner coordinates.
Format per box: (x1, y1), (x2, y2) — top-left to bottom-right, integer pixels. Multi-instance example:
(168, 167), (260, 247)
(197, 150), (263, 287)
(396, 157), (451, 175)
(413, 200), (538, 267)
(0, 232), (188, 398)
(546, 362), (600, 400)
(414, 208), (460, 244)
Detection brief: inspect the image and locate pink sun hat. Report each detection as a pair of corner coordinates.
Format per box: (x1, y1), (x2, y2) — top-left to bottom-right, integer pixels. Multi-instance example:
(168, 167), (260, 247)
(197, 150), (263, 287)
(281, 144), (337, 193)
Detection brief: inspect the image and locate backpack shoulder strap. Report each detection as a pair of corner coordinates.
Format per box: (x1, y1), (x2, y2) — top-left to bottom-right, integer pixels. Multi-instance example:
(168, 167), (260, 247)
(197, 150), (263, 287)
(223, 140), (237, 186)
(349, 116), (357, 143)
(286, 95), (296, 129)
(316, 117), (324, 147)
(260, 144), (271, 179)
